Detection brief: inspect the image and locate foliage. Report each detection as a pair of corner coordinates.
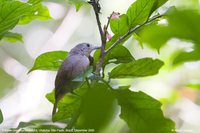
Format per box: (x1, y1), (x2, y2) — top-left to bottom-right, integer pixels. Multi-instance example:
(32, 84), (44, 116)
(113, 88), (175, 133)
(28, 51), (68, 73)
(67, 0), (88, 11)
(94, 45), (135, 66)
(0, 0), (51, 42)
(5, 0), (200, 132)
(126, 0), (167, 28)
(26, 0), (177, 132)
(139, 9), (200, 66)
(109, 58), (164, 78)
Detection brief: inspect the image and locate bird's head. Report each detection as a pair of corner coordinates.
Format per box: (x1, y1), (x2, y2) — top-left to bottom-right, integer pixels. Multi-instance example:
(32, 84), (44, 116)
(69, 43), (100, 57)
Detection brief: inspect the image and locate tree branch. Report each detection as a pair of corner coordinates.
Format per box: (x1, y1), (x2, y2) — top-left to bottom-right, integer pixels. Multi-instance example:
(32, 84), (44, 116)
(91, 0), (104, 43)
(105, 14), (163, 55)
(90, 0), (106, 75)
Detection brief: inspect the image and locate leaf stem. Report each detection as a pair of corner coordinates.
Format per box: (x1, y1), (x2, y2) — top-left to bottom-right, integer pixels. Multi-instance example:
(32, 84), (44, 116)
(105, 12), (114, 32)
(105, 14), (163, 55)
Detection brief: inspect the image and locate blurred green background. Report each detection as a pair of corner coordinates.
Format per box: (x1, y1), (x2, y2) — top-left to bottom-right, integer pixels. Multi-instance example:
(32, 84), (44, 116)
(0, 0), (200, 132)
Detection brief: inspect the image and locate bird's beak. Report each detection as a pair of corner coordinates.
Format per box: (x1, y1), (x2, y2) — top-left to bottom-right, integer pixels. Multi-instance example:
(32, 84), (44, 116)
(91, 45), (101, 50)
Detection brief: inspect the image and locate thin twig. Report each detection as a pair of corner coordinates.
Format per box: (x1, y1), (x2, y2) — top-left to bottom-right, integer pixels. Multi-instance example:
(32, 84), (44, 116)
(91, 0), (105, 43)
(105, 12), (114, 32)
(90, 0), (107, 75)
(105, 14), (163, 55)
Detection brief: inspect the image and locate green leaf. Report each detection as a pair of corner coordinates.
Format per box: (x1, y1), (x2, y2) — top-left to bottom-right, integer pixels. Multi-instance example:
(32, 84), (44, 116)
(110, 14), (129, 36)
(173, 50), (200, 66)
(0, 0), (30, 39)
(2, 32), (23, 42)
(104, 45), (135, 65)
(133, 33), (143, 48)
(19, 0), (52, 24)
(0, 0), (51, 40)
(167, 10), (200, 44)
(113, 89), (176, 133)
(94, 45), (134, 66)
(46, 91), (81, 122)
(76, 83), (117, 131)
(140, 10), (200, 50)
(46, 82), (117, 131)
(0, 109), (3, 124)
(110, 58), (164, 78)
(67, 0), (88, 11)
(126, 0), (167, 28)
(28, 51), (68, 73)
(139, 23), (170, 50)
(46, 83), (88, 122)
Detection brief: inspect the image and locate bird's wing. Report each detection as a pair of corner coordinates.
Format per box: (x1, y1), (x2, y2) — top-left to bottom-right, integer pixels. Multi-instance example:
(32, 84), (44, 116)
(54, 55), (89, 98)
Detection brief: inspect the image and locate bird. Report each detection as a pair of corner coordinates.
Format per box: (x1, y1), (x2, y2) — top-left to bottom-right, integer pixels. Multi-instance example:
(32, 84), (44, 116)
(52, 43), (100, 116)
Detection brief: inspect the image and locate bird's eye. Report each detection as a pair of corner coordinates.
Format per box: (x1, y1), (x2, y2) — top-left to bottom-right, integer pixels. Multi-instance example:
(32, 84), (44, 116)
(86, 44), (90, 47)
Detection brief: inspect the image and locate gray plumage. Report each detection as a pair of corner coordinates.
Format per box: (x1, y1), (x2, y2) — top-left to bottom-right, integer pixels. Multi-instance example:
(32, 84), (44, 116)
(52, 43), (100, 116)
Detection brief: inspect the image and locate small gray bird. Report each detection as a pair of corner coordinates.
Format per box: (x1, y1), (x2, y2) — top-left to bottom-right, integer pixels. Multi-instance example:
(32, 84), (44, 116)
(52, 43), (100, 116)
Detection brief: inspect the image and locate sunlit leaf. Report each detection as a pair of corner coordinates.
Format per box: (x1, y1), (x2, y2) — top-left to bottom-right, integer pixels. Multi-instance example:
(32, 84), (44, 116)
(126, 0), (167, 28)
(67, 0), (88, 11)
(28, 51), (68, 73)
(113, 88), (176, 133)
(110, 58), (164, 78)
(110, 14), (129, 36)
(19, 0), (52, 24)
(0, 1), (30, 39)
(0, 0), (51, 40)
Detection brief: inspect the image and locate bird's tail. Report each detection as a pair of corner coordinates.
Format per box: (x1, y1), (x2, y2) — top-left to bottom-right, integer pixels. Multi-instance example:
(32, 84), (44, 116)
(52, 100), (58, 117)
